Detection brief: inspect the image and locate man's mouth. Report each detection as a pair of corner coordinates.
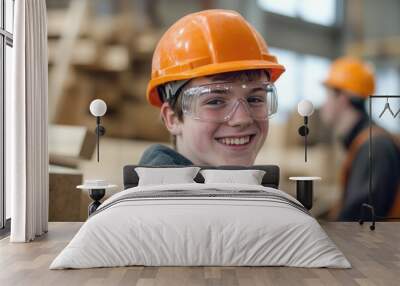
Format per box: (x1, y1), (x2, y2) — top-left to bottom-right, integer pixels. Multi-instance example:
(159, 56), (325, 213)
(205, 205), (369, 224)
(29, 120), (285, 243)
(216, 135), (255, 146)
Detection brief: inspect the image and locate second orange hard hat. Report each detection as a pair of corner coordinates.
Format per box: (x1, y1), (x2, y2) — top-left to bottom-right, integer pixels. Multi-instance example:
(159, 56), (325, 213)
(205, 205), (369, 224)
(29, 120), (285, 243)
(323, 57), (375, 98)
(146, 9), (286, 107)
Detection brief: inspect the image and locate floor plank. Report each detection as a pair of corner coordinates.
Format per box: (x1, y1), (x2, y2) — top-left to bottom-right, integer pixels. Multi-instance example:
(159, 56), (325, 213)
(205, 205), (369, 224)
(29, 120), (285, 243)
(0, 222), (399, 286)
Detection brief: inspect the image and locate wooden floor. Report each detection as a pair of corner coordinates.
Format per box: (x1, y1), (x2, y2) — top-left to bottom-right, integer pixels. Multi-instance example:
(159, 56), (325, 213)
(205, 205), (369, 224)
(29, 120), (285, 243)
(0, 222), (399, 286)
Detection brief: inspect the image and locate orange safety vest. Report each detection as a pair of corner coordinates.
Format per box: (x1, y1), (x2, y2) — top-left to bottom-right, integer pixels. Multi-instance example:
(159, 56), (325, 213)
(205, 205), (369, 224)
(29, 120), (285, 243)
(330, 126), (400, 219)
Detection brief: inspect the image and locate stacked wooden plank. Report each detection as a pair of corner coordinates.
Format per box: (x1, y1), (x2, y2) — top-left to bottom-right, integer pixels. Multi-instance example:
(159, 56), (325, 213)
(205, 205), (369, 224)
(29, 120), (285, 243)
(49, 124), (97, 221)
(48, 8), (169, 142)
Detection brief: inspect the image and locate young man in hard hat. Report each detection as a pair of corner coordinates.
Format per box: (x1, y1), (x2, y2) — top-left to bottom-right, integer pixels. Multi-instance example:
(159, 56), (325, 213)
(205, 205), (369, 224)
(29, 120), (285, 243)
(321, 57), (400, 221)
(139, 10), (285, 166)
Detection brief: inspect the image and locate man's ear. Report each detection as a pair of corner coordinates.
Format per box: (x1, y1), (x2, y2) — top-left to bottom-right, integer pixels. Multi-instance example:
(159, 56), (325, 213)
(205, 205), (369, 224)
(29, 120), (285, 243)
(160, 102), (183, 135)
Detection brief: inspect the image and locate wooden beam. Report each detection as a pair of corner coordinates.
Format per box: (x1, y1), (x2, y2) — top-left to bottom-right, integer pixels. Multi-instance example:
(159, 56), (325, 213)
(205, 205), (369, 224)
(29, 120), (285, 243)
(48, 0), (88, 122)
(346, 36), (400, 58)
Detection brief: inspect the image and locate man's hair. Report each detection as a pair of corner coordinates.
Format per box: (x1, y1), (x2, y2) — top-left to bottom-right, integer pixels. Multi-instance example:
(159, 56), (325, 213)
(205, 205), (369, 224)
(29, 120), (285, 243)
(332, 87), (367, 115)
(348, 96), (367, 115)
(159, 69), (270, 149)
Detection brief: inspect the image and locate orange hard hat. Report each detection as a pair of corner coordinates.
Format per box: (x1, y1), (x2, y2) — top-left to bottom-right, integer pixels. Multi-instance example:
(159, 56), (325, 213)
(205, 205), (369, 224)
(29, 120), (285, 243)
(146, 9), (285, 107)
(323, 57), (375, 98)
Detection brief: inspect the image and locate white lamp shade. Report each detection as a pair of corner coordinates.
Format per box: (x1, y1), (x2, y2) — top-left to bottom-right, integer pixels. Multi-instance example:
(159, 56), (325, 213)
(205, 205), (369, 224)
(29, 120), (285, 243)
(297, 99), (314, 117)
(90, 99), (107, 117)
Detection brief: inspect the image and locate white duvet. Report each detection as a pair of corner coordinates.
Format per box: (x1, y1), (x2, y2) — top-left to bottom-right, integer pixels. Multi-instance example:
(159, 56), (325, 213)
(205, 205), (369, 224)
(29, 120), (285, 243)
(50, 183), (351, 269)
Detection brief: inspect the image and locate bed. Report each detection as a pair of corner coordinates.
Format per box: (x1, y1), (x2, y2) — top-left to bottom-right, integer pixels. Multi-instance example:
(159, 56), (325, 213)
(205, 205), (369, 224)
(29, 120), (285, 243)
(50, 165), (350, 269)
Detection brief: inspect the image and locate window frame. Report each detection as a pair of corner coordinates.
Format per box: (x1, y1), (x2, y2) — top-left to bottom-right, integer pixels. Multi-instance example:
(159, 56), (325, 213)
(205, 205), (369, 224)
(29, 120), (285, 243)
(257, 0), (342, 28)
(253, 0), (344, 60)
(0, 0), (14, 234)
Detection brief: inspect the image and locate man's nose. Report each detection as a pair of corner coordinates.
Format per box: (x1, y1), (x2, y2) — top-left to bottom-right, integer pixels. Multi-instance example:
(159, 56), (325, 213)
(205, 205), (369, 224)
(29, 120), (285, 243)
(227, 100), (253, 127)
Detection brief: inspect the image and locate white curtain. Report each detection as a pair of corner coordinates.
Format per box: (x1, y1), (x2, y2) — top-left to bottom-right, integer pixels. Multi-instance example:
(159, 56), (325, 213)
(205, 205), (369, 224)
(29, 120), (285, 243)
(7, 0), (49, 242)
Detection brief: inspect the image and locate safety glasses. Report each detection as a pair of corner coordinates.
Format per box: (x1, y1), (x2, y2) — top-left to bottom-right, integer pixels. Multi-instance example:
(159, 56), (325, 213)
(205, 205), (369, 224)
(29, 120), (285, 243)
(181, 81), (278, 123)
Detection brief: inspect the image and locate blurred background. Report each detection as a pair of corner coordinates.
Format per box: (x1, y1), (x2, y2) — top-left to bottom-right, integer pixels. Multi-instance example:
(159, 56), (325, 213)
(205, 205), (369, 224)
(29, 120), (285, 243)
(44, 0), (400, 221)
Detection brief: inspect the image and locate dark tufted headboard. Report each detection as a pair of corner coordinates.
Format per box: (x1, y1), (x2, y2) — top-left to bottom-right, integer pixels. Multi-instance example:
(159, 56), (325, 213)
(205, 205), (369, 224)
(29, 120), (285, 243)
(123, 165), (280, 190)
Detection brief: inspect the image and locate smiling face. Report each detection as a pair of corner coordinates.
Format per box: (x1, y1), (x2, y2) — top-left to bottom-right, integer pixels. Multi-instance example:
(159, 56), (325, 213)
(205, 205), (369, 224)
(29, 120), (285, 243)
(161, 71), (270, 166)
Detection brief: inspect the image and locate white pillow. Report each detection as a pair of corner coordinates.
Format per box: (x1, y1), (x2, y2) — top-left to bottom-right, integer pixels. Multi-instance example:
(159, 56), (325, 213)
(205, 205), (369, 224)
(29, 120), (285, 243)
(135, 167), (201, 186)
(200, 169), (266, 185)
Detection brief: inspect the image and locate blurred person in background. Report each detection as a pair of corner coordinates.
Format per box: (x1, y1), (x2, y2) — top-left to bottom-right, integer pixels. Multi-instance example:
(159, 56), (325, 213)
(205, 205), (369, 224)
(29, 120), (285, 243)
(139, 9), (285, 166)
(321, 57), (400, 221)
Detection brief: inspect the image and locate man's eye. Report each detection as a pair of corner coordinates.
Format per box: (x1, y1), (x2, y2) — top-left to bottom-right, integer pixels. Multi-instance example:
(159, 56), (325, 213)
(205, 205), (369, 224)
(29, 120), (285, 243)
(247, 96), (266, 103)
(205, 99), (225, 106)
